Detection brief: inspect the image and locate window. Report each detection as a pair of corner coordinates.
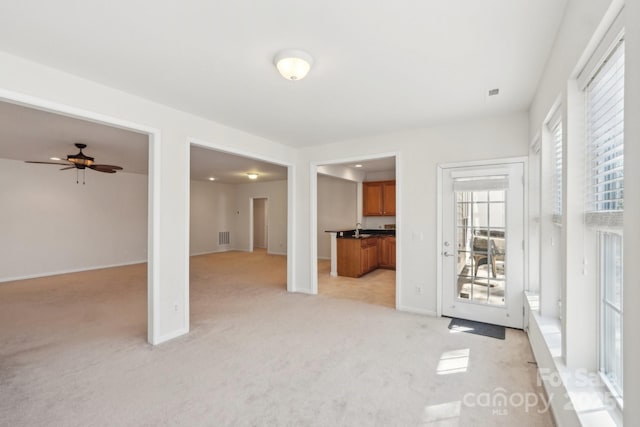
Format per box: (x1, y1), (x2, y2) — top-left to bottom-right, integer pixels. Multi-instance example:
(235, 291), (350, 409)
(548, 111), (562, 224)
(585, 38), (624, 400)
(599, 232), (623, 398)
(585, 39), (625, 219)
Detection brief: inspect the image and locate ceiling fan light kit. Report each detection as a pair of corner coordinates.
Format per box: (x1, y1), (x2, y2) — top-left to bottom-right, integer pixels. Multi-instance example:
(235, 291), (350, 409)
(25, 143), (123, 184)
(66, 143), (94, 168)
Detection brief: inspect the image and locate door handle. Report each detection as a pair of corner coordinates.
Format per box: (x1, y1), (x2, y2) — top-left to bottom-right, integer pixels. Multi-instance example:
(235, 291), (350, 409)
(443, 251), (454, 257)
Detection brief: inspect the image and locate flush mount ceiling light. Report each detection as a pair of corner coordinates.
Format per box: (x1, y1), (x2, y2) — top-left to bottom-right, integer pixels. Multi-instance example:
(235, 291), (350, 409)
(247, 173), (259, 180)
(274, 49), (314, 81)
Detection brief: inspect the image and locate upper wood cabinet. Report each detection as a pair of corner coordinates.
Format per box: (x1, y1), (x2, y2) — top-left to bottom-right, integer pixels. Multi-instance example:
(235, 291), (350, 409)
(363, 180), (396, 216)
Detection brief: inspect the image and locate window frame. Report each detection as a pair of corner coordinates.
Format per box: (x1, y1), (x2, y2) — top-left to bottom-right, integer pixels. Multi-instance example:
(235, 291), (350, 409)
(597, 231), (624, 408)
(547, 108), (563, 225)
(582, 29), (625, 404)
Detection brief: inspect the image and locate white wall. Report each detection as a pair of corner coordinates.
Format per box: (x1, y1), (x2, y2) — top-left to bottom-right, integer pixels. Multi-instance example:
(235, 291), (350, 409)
(528, 0), (618, 368)
(365, 170), (395, 181)
(190, 180), (236, 255)
(624, 0), (639, 421)
(301, 112), (529, 314)
(317, 175), (357, 259)
(0, 50), (296, 343)
(234, 180), (287, 255)
(527, 0), (640, 421)
(528, 0), (616, 138)
(0, 158), (147, 281)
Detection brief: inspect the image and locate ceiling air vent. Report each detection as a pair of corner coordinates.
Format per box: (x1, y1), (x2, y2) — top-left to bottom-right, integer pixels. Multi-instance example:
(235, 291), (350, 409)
(488, 88), (500, 96)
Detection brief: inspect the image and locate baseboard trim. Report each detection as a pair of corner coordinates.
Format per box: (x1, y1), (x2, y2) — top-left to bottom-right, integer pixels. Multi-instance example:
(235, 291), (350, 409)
(153, 327), (189, 345)
(397, 305), (438, 317)
(267, 251), (287, 256)
(0, 259), (147, 283)
(190, 249), (231, 257)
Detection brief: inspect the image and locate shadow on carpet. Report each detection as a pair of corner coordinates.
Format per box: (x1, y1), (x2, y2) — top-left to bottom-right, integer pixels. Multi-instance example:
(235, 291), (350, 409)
(447, 317), (505, 340)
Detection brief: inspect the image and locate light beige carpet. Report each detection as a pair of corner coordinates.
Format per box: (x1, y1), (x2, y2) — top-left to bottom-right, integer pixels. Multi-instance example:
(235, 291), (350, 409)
(0, 251), (552, 426)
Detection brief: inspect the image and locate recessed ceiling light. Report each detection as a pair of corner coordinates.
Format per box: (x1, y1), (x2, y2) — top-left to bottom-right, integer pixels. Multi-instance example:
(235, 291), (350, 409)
(355, 164), (363, 168)
(208, 177), (216, 181)
(274, 49), (314, 81)
(50, 157), (62, 161)
(247, 173), (259, 180)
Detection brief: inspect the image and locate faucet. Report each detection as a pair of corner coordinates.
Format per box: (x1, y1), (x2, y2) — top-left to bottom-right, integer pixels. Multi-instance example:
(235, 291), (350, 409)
(355, 222), (362, 238)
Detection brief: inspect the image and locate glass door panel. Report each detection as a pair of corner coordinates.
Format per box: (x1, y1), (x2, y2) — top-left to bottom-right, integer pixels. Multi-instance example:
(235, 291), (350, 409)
(455, 190), (506, 306)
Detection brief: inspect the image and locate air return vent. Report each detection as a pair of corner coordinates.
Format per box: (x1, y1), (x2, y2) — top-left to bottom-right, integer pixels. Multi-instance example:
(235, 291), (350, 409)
(219, 231), (230, 245)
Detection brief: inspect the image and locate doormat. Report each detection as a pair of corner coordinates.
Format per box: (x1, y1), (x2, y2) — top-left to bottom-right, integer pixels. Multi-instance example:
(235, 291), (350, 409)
(447, 317), (505, 340)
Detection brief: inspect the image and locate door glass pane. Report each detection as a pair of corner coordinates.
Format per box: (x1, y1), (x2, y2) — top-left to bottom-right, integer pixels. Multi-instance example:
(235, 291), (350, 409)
(489, 190), (505, 202)
(455, 190), (506, 306)
(489, 203), (505, 228)
(474, 204), (489, 227)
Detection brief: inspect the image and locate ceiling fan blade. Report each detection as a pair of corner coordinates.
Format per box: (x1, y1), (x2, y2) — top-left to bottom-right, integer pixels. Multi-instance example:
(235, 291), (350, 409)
(89, 165), (116, 173)
(91, 164), (123, 170)
(25, 161), (70, 165)
(60, 166), (75, 170)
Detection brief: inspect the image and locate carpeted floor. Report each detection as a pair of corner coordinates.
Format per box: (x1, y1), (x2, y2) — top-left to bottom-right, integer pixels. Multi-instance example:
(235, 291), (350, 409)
(317, 258), (396, 309)
(0, 250), (552, 426)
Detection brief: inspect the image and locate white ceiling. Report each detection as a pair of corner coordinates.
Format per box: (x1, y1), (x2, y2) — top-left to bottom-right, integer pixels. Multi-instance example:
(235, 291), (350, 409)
(0, 1), (567, 147)
(332, 157), (396, 174)
(190, 145), (287, 184)
(0, 101), (149, 173)
(0, 100), (289, 183)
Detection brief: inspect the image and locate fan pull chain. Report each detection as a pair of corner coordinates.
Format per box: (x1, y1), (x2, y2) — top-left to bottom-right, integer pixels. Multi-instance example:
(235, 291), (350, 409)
(76, 168), (79, 184)
(83, 169), (86, 185)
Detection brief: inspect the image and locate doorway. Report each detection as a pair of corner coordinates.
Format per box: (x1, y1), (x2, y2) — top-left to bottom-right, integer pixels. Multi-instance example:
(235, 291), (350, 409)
(0, 95), (158, 343)
(187, 142), (294, 332)
(439, 160), (525, 328)
(311, 154), (399, 309)
(252, 198), (268, 250)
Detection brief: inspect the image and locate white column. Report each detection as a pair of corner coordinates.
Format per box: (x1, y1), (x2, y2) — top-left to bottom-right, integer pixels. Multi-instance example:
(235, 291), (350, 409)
(329, 232), (338, 277)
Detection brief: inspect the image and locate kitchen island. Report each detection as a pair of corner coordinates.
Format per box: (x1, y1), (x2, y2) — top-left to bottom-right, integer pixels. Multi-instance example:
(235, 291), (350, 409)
(325, 229), (395, 278)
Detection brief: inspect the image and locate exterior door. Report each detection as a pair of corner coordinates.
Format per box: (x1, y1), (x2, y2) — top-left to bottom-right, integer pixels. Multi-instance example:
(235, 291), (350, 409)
(441, 162), (525, 328)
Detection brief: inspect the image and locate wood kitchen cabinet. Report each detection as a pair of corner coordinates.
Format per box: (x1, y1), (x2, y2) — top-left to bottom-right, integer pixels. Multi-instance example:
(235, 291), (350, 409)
(378, 236), (396, 269)
(363, 180), (396, 216)
(337, 237), (379, 278)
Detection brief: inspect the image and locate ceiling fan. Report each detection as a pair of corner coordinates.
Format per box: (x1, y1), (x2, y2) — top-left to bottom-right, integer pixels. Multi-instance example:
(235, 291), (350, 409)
(25, 143), (123, 184)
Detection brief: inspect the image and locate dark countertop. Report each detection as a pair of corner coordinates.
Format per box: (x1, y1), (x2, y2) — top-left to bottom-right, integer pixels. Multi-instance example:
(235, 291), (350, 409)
(325, 229), (396, 238)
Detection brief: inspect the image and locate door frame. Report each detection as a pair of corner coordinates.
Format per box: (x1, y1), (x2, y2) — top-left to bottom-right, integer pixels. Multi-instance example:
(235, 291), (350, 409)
(436, 156), (529, 320)
(187, 139), (296, 293)
(309, 151), (401, 309)
(0, 88), (162, 344)
(249, 196), (268, 251)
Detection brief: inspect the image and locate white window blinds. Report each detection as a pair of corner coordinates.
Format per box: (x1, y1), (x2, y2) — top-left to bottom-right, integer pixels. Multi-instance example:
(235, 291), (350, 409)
(452, 175), (508, 192)
(548, 110), (562, 224)
(585, 39), (624, 227)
